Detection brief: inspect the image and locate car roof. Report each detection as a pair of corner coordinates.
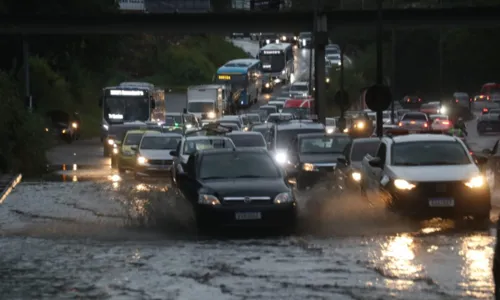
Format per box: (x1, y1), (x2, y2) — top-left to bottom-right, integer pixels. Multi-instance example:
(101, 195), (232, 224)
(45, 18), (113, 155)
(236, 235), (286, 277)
(260, 105), (276, 108)
(292, 81), (308, 86)
(199, 148), (269, 156)
(252, 123), (273, 129)
(297, 132), (348, 139)
(143, 131), (181, 137)
(185, 135), (232, 141)
(352, 137), (381, 144)
(276, 122), (324, 130)
(220, 115), (240, 119)
(226, 131), (263, 136)
(390, 134), (458, 143)
(268, 101), (284, 104)
(126, 130), (147, 134)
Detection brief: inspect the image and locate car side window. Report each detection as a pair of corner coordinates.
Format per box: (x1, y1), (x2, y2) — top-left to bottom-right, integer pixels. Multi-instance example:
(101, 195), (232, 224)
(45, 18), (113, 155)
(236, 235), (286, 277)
(376, 143), (387, 165)
(186, 154), (196, 175)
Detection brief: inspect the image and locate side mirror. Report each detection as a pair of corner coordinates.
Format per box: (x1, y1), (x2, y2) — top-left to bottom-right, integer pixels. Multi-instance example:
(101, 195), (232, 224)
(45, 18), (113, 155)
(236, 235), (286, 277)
(368, 157), (382, 168)
(482, 148), (492, 155)
(170, 150), (177, 157)
(474, 155), (488, 166)
(130, 145), (138, 151)
(337, 157), (347, 165)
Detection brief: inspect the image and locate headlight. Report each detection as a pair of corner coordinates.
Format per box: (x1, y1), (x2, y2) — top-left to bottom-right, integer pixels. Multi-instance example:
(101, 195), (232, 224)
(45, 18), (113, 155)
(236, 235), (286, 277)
(72, 122), (78, 128)
(338, 61), (341, 66)
(326, 77), (330, 83)
(326, 128), (334, 134)
(137, 156), (147, 165)
(207, 112), (216, 119)
(266, 39), (270, 43)
(198, 194), (221, 205)
(302, 163), (315, 171)
(356, 122), (365, 129)
(351, 171), (361, 182)
(464, 176), (485, 188)
(107, 139), (115, 145)
(282, 70), (286, 74)
(62, 129), (67, 134)
(186, 124), (193, 128)
(275, 152), (287, 164)
(281, 36), (286, 41)
(112, 148), (119, 154)
(394, 179), (416, 190)
(293, 36), (297, 40)
(265, 83), (270, 88)
(274, 192), (294, 204)
(343, 128), (349, 133)
(440, 106), (447, 114)
(275, 39), (279, 43)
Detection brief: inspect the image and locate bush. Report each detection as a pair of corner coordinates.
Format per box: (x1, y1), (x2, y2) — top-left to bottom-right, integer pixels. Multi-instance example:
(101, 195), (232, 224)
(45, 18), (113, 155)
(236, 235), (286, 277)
(0, 71), (48, 176)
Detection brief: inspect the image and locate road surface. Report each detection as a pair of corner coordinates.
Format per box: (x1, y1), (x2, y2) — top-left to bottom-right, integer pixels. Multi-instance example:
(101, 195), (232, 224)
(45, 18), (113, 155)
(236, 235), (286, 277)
(0, 41), (497, 299)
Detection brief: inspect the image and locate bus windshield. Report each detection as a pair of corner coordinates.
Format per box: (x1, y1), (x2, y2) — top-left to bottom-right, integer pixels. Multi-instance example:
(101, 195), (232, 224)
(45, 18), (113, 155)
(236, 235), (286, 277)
(104, 96), (149, 123)
(260, 53), (285, 72)
(215, 74), (248, 88)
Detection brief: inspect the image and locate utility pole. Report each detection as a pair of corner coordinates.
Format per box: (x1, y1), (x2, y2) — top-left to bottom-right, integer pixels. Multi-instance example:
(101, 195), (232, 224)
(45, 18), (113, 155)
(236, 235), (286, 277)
(375, 0), (383, 137)
(23, 37), (31, 112)
(313, 2), (327, 124)
(390, 0), (396, 124)
(308, 1), (315, 100)
(438, 0), (444, 99)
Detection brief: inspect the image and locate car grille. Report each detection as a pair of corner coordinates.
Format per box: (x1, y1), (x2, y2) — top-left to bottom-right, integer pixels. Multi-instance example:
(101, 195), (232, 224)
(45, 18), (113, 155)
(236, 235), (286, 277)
(413, 181), (466, 197)
(148, 159), (173, 166)
(314, 163), (336, 172)
(222, 196), (272, 206)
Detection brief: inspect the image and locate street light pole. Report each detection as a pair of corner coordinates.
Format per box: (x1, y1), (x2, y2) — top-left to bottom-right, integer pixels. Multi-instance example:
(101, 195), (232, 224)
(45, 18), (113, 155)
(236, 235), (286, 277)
(375, 0), (383, 137)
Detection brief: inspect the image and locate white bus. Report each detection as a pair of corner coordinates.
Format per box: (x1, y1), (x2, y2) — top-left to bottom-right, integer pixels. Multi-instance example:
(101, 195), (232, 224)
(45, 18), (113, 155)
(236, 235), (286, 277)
(258, 43), (294, 84)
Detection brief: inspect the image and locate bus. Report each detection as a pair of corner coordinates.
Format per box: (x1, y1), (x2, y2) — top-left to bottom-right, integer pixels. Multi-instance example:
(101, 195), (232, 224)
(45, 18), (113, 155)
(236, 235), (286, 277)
(215, 59), (261, 109)
(258, 43), (294, 84)
(119, 82), (165, 122)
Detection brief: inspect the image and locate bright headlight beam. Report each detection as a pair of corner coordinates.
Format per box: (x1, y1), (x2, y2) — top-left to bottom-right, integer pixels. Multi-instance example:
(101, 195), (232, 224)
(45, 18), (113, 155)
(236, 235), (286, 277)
(351, 172), (361, 181)
(275, 152), (287, 164)
(394, 179), (415, 190)
(465, 176), (484, 188)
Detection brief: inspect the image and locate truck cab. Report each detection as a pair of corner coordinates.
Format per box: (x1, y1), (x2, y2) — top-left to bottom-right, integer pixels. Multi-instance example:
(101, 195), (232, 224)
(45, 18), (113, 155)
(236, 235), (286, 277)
(186, 84), (230, 120)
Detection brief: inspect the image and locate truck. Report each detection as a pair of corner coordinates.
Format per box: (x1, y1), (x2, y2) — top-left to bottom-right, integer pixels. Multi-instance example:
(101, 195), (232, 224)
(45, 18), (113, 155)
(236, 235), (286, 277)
(186, 84), (230, 120)
(100, 82), (163, 156)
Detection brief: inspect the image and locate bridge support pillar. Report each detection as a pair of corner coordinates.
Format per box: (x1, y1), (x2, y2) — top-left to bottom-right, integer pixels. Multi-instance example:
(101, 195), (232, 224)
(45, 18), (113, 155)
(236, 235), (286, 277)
(314, 13), (328, 124)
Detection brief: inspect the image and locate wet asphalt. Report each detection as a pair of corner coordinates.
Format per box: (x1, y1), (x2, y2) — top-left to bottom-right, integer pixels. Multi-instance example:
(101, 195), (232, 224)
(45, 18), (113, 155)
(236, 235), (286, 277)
(0, 41), (498, 299)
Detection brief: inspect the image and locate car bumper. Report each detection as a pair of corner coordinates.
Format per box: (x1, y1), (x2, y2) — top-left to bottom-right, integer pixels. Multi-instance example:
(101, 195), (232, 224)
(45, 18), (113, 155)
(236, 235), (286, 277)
(299, 168), (335, 184)
(197, 203), (297, 228)
(478, 122), (500, 132)
(389, 183), (490, 217)
(118, 155), (136, 170)
(135, 165), (172, 177)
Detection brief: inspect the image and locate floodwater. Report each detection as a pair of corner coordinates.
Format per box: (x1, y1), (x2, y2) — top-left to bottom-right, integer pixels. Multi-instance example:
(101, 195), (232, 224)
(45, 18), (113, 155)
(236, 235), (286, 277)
(0, 164), (495, 300)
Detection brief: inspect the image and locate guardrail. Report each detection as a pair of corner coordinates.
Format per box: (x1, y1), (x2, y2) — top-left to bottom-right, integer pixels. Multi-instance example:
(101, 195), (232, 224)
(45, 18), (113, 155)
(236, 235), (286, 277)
(0, 174), (22, 204)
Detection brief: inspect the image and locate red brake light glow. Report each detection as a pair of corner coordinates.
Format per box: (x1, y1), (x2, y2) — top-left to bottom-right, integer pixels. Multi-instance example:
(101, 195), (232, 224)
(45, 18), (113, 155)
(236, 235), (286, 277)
(418, 98), (422, 102)
(423, 123), (428, 127)
(442, 120), (450, 125)
(483, 108), (488, 112)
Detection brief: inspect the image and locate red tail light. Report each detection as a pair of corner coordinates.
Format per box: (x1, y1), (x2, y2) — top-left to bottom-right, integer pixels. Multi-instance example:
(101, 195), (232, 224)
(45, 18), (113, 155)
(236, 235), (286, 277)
(483, 108), (488, 112)
(455, 99), (459, 103)
(418, 98), (422, 102)
(442, 120), (450, 125)
(423, 123), (428, 127)
(469, 151), (473, 155)
(470, 98), (473, 102)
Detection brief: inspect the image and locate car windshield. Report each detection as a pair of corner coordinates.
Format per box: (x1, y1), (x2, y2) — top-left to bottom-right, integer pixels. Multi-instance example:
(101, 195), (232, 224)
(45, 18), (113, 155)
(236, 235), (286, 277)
(402, 113), (427, 121)
(246, 115), (261, 123)
(269, 103), (284, 110)
(325, 119), (335, 125)
(290, 84), (308, 91)
(219, 123), (240, 131)
(124, 133), (144, 145)
(325, 48), (339, 55)
(183, 139), (233, 155)
(350, 141), (380, 161)
(251, 126), (270, 138)
(219, 119), (241, 128)
(259, 54), (285, 72)
(267, 114), (293, 123)
(276, 128), (324, 149)
(187, 102), (213, 113)
(300, 32), (311, 38)
(299, 136), (351, 153)
(260, 106), (277, 116)
(227, 134), (266, 147)
(140, 136), (180, 150)
(199, 152), (280, 180)
(392, 141), (470, 166)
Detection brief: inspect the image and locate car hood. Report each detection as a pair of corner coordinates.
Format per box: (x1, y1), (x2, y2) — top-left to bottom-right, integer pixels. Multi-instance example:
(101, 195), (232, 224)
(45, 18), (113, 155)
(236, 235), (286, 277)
(201, 178), (289, 198)
(139, 149), (173, 160)
(299, 153), (342, 164)
(388, 164), (480, 182)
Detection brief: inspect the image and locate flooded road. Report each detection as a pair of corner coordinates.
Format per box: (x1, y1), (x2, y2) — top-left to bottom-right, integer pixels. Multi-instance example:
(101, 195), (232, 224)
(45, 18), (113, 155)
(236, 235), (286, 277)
(0, 154), (496, 299)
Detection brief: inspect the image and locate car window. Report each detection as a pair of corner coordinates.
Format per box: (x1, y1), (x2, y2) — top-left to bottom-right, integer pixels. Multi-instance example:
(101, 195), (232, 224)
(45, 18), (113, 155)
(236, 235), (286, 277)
(391, 141), (470, 166)
(227, 134), (266, 147)
(124, 133), (143, 145)
(199, 152), (280, 179)
(299, 136), (351, 153)
(350, 140), (380, 161)
(182, 139), (233, 155)
(140, 136), (181, 150)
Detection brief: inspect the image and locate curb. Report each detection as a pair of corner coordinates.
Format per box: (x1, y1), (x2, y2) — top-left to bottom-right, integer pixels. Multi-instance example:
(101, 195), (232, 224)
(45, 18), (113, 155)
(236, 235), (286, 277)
(0, 174), (22, 204)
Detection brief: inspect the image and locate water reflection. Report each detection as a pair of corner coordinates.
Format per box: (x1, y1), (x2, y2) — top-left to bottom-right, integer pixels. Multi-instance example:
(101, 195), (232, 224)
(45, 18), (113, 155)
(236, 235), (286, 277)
(380, 234), (423, 290)
(459, 235), (493, 298)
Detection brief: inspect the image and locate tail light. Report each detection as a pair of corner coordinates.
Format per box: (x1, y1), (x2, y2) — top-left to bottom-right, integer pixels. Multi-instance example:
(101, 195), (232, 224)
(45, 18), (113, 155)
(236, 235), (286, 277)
(469, 151), (473, 155)
(442, 120), (450, 125)
(407, 99), (410, 102)
(483, 108), (488, 112)
(455, 99), (459, 103)
(418, 98), (422, 102)
(423, 123), (428, 127)
(487, 96), (491, 101)
(398, 122), (403, 126)
(470, 98), (473, 102)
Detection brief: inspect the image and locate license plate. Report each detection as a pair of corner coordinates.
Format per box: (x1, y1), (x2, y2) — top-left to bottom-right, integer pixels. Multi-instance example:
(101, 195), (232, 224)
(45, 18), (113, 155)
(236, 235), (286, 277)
(235, 212), (261, 220)
(428, 198), (454, 207)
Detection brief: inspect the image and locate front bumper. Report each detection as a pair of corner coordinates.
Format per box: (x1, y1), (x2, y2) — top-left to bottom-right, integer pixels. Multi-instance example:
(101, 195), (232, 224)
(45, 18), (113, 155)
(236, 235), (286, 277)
(197, 203), (297, 228)
(135, 164), (172, 177)
(388, 181), (491, 217)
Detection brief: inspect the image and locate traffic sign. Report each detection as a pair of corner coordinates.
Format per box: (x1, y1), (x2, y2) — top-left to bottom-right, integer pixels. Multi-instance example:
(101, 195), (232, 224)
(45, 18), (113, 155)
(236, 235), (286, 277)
(364, 84), (392, 111)
(334, 90), (350, 110)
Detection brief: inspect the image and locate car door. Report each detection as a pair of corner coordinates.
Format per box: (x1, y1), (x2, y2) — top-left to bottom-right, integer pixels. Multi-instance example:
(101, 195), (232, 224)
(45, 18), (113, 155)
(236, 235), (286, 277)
(172, 140), (183, 180)
(179, 154), (199, 204)
(371, 143), (387, 189)
(286, 137), (299, 171)
(334, 143), (351, 188)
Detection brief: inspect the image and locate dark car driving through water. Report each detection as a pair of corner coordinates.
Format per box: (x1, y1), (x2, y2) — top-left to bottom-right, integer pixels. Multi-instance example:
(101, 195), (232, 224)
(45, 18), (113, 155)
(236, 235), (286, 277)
(176, 148), (297, 233)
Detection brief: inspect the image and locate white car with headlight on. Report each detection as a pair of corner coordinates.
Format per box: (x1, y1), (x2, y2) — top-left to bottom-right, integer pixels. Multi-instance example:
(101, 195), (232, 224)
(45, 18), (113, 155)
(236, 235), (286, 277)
(133, 132), (182, 178)
(360, 132), (490, 221)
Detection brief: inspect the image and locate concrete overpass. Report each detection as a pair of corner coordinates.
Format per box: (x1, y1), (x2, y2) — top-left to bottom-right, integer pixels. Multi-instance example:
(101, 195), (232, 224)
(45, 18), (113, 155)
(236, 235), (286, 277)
(2, 7), (500, 34)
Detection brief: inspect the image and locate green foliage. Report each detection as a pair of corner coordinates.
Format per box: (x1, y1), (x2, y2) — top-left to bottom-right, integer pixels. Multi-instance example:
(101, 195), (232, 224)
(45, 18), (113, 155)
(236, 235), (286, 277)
(0, 71), (48, 176)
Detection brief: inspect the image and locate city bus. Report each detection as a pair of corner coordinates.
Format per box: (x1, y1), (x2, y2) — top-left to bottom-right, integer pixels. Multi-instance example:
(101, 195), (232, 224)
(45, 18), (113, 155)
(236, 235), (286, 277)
(258, 43), (294, 84)
(215, 59), (261, 109)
